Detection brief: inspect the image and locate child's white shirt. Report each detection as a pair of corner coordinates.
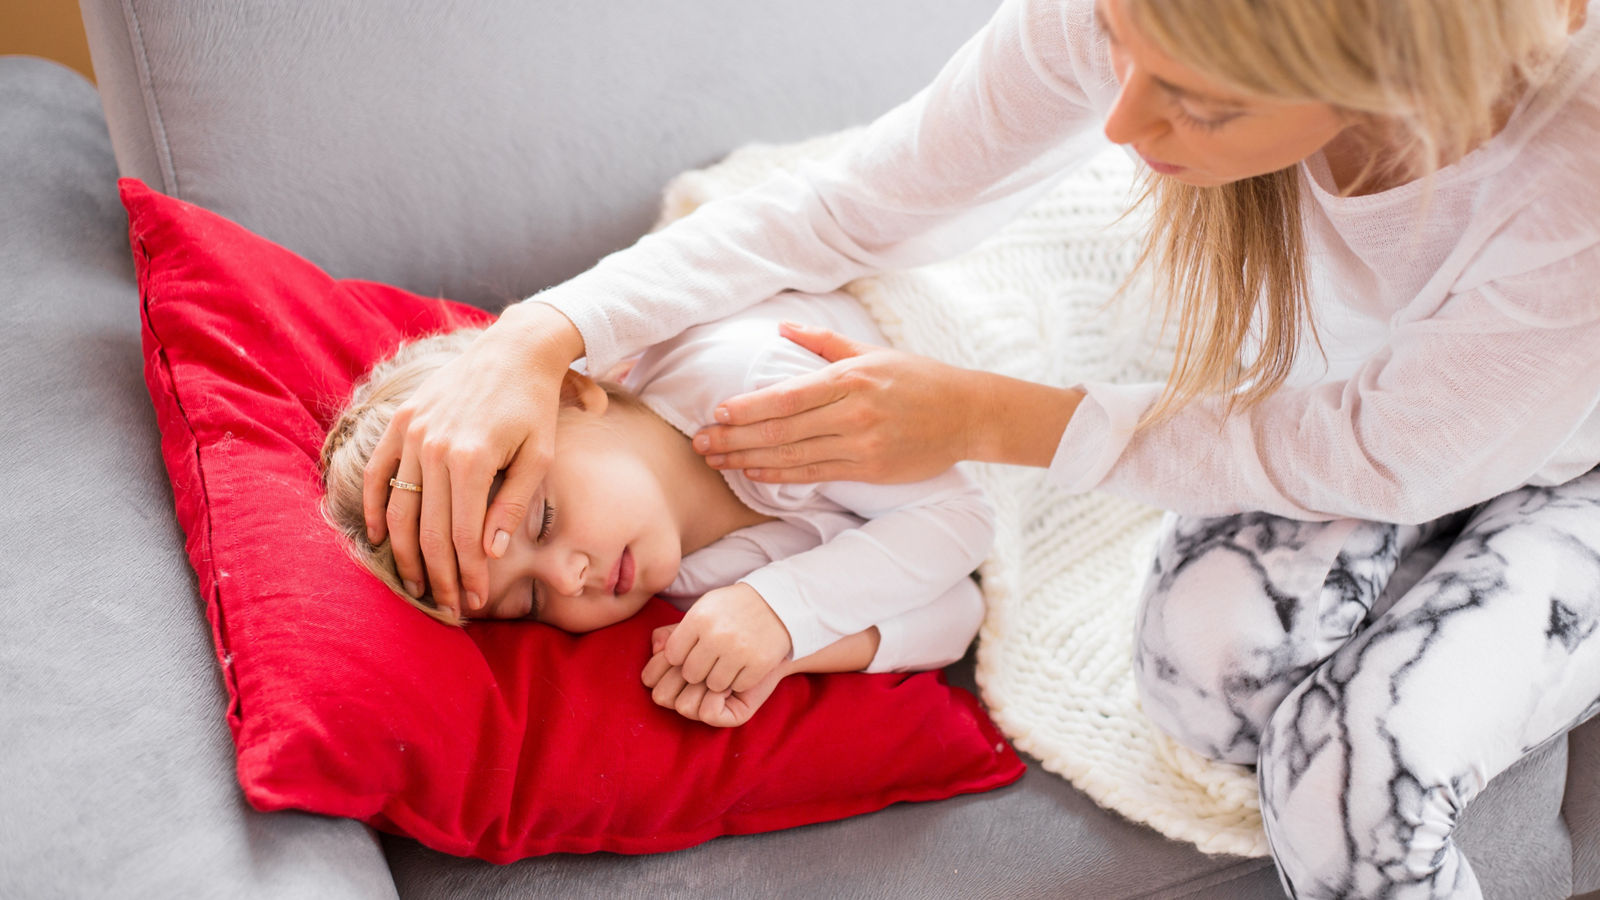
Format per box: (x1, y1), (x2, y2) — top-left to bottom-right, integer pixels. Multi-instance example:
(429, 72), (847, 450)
(622, 290), (994, 671)
(540, 0), (1600, 524)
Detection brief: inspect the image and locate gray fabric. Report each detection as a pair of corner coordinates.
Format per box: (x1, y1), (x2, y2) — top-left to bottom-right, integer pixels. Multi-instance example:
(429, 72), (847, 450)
(378, 657), (1574, 900)
(79, 0), (1001, 311)
(0, 56), (397, 900)
(1571, 719), (1600, 894)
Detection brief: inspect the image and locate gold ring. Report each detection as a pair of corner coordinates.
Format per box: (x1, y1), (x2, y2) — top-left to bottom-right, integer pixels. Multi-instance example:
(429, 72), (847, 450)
(388, 477), (423, 493)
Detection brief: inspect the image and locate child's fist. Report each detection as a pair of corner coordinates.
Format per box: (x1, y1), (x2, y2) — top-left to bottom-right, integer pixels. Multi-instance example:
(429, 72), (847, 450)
(663, 583), (792, 693)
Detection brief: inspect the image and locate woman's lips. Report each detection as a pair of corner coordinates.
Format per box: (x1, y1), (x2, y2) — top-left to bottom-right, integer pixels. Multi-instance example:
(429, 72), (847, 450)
(1138, 152), (1185, 175)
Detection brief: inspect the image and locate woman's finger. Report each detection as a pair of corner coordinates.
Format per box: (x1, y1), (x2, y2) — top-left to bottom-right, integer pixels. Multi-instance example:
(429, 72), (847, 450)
(362, 407), (411, 545)
(416, 444), (461, 618)
(709, 365), (846, 428)
(696, 403), (850, 458)
(703, 433), (855, 473)
(383, 441), (429, 599)
(483, 439), (550, 559)
(448, 450), (500, 612)
(777, 321), (872, 363)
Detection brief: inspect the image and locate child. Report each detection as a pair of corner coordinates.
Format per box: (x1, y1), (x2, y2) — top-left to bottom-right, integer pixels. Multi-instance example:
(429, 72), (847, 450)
(320, 290), (993, 727)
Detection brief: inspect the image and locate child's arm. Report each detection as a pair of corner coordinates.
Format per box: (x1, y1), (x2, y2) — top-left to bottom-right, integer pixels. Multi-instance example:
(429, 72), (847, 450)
(642, 576), (983, 727)
(735, 471), (995, 662)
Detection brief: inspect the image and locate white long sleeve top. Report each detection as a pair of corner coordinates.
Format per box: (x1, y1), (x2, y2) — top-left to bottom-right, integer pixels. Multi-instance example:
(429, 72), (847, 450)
(623, 290), (995, 670)
(536, 0), (1600, 524)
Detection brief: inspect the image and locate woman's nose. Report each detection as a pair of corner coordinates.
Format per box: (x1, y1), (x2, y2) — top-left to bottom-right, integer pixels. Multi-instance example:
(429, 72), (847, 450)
(1102, 69), (1166, 146)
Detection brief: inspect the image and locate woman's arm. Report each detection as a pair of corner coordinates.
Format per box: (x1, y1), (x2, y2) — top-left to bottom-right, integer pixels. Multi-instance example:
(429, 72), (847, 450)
(363, 0), (1110, 615)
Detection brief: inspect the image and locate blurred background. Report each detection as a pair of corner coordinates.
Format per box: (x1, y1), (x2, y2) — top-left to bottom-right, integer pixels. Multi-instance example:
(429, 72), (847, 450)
(2, 0), (95, 81)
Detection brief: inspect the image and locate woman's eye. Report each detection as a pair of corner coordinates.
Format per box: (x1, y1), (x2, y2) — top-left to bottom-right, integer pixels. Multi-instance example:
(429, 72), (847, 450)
(536, 501), (557, 543)
(1173, 100), (1241, 132)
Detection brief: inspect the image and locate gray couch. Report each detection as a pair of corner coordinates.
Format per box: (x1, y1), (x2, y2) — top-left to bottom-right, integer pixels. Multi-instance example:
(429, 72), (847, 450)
(3, 2), (1595, 897)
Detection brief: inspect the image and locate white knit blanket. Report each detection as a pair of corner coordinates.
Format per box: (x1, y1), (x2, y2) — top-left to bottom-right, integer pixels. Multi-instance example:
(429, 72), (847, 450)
(656, 131), (1270, 858)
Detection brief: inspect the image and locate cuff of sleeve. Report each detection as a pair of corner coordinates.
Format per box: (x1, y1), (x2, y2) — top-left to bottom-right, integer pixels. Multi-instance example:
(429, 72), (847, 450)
(1048, 381), (1159, 493)
(520, 289), (617, 377)
(736, 571), (838, 660)
(864, 619), (909, 674)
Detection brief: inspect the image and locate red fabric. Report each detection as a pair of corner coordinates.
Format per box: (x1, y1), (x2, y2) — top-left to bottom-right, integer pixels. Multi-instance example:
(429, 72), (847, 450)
(124, 178), (1023, 861)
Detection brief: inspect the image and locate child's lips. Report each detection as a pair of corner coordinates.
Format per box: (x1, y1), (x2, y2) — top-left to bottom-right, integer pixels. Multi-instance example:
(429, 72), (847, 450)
(605, 547), (636, 596)
(615, 547), (635, 596)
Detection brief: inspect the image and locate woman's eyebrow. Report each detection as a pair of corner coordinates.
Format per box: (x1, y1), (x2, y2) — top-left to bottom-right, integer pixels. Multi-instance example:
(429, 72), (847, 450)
(1153, 76), (1247, 109)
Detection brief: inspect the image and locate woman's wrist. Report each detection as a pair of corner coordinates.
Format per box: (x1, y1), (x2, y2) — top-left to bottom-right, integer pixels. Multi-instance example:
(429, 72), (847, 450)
(497, 300), (586, 369)
(964, 370), (1082, 468)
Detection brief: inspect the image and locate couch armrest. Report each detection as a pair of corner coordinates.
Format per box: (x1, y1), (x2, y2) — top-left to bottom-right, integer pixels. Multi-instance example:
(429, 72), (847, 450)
(0, 55), (397, 900)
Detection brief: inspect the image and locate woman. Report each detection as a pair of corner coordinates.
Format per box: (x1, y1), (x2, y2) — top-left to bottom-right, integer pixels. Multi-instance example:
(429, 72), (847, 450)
(363, 0), (1597, 895)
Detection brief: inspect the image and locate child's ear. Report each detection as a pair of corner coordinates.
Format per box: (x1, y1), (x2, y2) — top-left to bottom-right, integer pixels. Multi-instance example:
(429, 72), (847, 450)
(558, 368), (609, 416)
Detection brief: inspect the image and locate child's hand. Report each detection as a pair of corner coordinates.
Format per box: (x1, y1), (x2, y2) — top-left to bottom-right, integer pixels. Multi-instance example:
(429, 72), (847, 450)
(642, 625), (788, 727)
(662, 583), (792, 693)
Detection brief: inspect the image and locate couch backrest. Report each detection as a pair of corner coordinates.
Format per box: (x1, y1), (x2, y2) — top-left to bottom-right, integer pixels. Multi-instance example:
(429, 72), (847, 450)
(79, 0), (999, 310)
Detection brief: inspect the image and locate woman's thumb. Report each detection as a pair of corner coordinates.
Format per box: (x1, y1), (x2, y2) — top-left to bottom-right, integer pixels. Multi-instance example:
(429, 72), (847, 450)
(778, 321), (864, 363)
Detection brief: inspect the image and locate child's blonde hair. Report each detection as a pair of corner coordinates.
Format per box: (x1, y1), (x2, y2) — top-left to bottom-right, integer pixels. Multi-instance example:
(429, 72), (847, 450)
(320, 329), (483, 625)
(1124, 0), (1573, 423)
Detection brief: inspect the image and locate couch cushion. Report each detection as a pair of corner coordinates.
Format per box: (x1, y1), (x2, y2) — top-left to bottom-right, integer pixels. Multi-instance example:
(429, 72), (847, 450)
(0, 56), (397, 900)
(380, 655), (1580, 900)
(81, 0), (1000, 309)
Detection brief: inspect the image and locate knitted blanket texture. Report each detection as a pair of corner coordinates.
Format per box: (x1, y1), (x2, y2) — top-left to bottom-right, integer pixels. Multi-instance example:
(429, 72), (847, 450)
(656, 131), (1270, 858)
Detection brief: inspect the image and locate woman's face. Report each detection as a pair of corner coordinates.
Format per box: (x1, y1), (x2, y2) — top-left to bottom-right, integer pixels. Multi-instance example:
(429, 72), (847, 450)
(477, 400), (683, 631)
(1096, 0), (1350, 186)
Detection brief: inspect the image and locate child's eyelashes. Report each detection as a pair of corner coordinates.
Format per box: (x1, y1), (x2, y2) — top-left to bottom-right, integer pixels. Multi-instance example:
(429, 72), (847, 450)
(536, 500), (557, 543)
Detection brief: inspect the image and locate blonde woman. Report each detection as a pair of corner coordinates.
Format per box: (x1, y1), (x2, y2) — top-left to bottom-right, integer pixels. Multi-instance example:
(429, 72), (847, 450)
(362, 0), (1597, 895)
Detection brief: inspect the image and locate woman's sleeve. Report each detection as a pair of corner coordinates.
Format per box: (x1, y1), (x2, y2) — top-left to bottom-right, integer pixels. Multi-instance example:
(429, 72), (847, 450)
(1050, 242), (1600, 523)
(530, 0), (1112, 375)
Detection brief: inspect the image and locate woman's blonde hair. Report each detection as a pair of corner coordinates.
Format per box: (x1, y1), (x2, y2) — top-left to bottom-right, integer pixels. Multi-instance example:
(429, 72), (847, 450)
(1123, 0), (1573, 422)
(320, 329), (484, 625)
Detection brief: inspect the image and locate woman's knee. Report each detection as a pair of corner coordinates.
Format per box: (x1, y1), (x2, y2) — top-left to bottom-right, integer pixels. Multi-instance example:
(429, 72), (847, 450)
(1134, 513), (1394, 763)
(1258, 666), (1480, 900)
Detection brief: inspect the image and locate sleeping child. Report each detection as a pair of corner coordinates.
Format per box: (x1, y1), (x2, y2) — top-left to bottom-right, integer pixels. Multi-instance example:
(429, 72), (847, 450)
(319, 290), (994, 727)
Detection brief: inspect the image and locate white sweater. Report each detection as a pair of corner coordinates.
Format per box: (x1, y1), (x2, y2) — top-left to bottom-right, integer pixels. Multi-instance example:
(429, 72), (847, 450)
(623, 291), (994, 672)
(536, 0), (1600, 524)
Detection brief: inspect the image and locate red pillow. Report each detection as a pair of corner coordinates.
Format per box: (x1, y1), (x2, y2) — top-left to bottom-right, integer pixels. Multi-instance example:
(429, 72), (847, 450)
(124, 178), (1022, 861)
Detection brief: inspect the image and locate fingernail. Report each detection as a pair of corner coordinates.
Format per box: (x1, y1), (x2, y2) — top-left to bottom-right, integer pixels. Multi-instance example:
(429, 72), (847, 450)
(466, 591), (482, 611)
(403, 579), (422, 598)
(693, 434), (710, 452)
(779, 320), (804, 331)
(490, 529), (510, 557)
(714, 406), (730, 423)
(746, 469), (765, 480)
(707, 454), (726, 468)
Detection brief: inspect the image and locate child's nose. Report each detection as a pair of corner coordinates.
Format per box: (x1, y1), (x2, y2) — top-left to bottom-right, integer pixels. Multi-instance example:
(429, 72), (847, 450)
(541, 553), (587, 597)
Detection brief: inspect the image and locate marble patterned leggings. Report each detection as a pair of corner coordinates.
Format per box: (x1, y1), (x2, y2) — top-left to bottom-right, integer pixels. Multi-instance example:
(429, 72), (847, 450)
(1133, 467), (1600, 900)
